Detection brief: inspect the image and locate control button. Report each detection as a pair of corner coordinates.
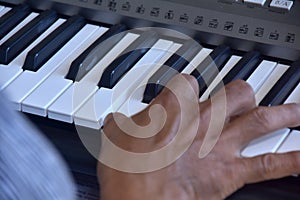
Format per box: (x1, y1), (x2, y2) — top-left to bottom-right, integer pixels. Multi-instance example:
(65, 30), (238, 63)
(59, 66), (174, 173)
(94, 0), (102, 5)
(269, 31), (279, 40)
(208, 19), (219, 28)
(270, 0), (293, 10)
(254, 27), (264, 37)
(150, 8), (160, 17)
(179, 13), (189, 23)
(244, 0), (266, 6)
(194, 16), (203, 25)
(224, 21), (234, 31)
(136, 5), (145, 14)
(165, 10), (174, 20)
(122, 2), (131, 11)
(108, 0), (117, 12)
(239, 25), (249, 34)
(285, 33), (295, 43)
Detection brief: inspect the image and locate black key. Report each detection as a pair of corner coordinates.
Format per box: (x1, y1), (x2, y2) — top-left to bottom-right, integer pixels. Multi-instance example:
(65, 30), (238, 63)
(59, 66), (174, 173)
(210, 51), (261, 96)
(0, 10), (57, 64)
(223, 51), (261, 84)
(142, 39), (201, 103)
(0, 4), (31, 40)
(66, 24), (127, 81)
(23, 15), (86, 72)
(260, 60), (300, 106)
(190, 45), (232, 97)
(98, 31), (158, 88)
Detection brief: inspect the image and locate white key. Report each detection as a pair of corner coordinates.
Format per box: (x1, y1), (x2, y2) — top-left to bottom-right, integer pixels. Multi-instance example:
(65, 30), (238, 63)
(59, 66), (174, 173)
(0, 12), (39, 88)
(0, 12), (38, 45)
(241, 128), (290, 157)
(48, 33), (139, 123)
(284, 83), (300, 104)
(0, 19), (65, 90)
(74, 39), (174, 129)
(0, 6), (10, 17)
(118, 43), (182, 117)
(200, 55), (241, 101)
(3, 24), (99, 110)
(21, 27), (108, 116)
(246, 60), (277, 93)
(255, 64), (289, 104)
(277, 130), (300, 153)
(181, 48), (213, 74)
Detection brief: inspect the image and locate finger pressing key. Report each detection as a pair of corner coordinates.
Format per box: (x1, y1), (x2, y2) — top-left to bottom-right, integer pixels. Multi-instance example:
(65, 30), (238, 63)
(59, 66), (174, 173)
(227, 103), (300, 149)
(199, 80), (256, 133)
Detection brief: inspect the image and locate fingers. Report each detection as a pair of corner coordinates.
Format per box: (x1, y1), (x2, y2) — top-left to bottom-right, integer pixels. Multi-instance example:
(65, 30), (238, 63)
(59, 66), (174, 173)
(132, 73), (200, 131)
(103, 77), (258, 153)
(102, 74), (200, 151)
(103, 112), (161, 152)
(241, 152), (300, 183)
(227, 103), (300, 148)
(153, 73), (199, 109)
(199, 80), (256, 129)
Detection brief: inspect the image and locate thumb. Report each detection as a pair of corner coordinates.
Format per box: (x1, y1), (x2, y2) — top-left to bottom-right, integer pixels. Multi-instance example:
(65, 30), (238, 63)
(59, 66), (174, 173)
(241, 152), (300, 184)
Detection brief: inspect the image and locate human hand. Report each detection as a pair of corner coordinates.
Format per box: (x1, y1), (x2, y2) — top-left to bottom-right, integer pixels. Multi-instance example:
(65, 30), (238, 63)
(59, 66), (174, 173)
(98, 74), (300, 200)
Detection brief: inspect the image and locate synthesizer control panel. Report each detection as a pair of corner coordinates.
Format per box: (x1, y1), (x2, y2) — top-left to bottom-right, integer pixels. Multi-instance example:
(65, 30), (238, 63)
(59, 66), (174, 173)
(0, 0), (299, 60)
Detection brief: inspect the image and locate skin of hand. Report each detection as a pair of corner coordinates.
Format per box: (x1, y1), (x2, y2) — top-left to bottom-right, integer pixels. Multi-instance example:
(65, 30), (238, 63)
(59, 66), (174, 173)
(98, 74), (300, 200)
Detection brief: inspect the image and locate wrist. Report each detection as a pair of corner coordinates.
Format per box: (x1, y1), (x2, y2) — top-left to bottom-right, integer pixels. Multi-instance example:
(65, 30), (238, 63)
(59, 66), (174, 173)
(99, 174), (197, 200)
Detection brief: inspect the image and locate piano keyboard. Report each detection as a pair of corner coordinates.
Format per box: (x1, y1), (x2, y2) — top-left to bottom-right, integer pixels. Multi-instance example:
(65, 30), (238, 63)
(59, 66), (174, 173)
(0, 3), (300, 160)
(1, 0), (300, 199)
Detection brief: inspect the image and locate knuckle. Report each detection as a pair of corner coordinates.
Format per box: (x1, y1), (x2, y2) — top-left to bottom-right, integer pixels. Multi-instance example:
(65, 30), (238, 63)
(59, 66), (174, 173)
(232, 80), (253, 93)
(231, 80), (254, 98)
(226, 80), (255, 106)
(260, 154), (277, 178)
(250, 107), (271, 129)
(103, 113), (114, 127)
(181, 73), (197, 85)
(151, 95), (182, 122)
(242, 82), (255, 101)
(157, 88), (178, 107)
(103, 112), (126, 133)
(171, 73), (199, 95)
